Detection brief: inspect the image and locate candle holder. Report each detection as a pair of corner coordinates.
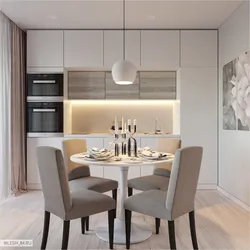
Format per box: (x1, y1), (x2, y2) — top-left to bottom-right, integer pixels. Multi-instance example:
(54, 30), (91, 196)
(127, 123), (138, 157)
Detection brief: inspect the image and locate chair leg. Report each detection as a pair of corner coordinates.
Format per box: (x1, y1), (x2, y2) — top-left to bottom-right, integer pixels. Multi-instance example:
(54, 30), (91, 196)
(155, 218), (160, 234)
(81, 218), (85, 234)
(108, 209), (115, 249)
(86, 216), (89, 231)
(125, 209), (132, 249)
(62, 220), (70, 250)
(168, 220), (176, 250)
(112, 189), (117, 218)
(41, 211), (50, 250)
(189, 211), (199, 250)
(128, 187), (133, 197)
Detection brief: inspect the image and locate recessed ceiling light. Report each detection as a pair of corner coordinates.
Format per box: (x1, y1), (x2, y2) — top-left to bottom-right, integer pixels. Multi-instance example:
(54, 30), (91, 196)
(147, 15), (156, 20)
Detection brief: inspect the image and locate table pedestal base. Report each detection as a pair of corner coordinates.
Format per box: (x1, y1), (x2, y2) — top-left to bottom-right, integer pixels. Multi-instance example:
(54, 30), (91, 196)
(96, 218), (152, 245)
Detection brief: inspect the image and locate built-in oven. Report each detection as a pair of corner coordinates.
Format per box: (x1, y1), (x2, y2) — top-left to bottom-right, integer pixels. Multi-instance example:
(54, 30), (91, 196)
(27, 74), (63, 101)
(27, 102), (63, 137)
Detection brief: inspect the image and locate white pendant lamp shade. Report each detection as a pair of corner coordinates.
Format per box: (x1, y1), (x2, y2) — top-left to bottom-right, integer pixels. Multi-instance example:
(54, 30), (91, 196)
(112, 60), (137, 85)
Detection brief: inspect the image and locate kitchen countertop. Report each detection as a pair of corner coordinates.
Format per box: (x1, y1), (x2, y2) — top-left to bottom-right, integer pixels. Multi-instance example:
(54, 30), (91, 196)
(64, 133), (180, 138)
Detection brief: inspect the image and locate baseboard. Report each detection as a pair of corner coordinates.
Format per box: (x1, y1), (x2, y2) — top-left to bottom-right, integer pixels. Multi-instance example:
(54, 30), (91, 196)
(217, 186), (250, 212)
(27, 183), (41, 190)
(197, 183), (217, 189)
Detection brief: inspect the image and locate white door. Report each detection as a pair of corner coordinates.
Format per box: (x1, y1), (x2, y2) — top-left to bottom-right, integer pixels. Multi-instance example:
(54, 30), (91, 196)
(141, 30), (180, 70)
(27, 30), (63, 68)
(64, 30), (104, 67)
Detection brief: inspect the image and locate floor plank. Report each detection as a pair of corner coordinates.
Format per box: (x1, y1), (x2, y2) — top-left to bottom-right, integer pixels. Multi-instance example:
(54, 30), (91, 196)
(0, 190), (249, 250)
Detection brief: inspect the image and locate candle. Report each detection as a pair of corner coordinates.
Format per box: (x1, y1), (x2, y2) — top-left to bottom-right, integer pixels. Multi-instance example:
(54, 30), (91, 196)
(128, 119), (131, 125)
(133, 119), (136, 126)
(124, 122), (127, 133)
(122, 117), (124, 133)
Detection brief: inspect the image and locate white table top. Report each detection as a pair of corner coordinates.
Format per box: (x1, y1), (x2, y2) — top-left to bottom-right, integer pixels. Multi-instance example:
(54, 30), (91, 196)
(70, 153), (174, 167)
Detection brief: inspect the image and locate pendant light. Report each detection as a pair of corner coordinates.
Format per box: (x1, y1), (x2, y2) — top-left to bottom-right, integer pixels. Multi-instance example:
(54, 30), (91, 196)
(112, 0), (137, 85)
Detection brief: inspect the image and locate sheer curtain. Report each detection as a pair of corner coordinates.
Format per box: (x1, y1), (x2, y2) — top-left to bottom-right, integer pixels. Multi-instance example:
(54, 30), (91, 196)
(0, 11), (11, 200)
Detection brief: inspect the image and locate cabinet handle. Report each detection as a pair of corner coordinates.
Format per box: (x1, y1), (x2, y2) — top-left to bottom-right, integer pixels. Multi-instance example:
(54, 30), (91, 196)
(33, 109), (56, 112)
(33, 80), (56, 84)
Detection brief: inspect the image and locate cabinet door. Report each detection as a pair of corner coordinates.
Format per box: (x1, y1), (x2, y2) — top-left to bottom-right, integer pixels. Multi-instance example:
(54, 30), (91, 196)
(181, 30), (217, 67)
(125, 30), (141, 68)
(139, 72), (176, 99)
(64, 31), (103, 67)
(27, 137), (63, 189)
(141, 31), (179, 70)
(179, 67), (217, 184)
(105, 72), (139, 99)
(68, 72), (105, 99)
(104, 31), (123, 68)
(27, 30), (63, 68)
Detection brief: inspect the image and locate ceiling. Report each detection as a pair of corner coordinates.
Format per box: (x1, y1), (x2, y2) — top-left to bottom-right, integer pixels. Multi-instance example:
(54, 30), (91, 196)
(0, 0), (244, 30)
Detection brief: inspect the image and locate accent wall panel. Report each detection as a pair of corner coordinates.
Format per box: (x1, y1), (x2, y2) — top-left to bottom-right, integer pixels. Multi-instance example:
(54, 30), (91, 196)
(139, 72), (176, 99)
(105, 72), (139, 99)
(68, 72), (105, 99)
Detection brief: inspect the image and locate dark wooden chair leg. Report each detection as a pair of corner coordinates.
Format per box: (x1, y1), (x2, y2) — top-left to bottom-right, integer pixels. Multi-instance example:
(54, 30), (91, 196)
(41, 211), (50, 250)
(168, 220), (176, 250)
(62, 220), (70, 250)
(108, 209), (115, 249)
(112, 189), (117, 218)
(189, 211), (199, 250)
(86, 216), (89, 231)
(81, 218), (85, 234)
(128, 187), (133, 197)
(155, 218), (160, 234)
(125, 209), (132, 249)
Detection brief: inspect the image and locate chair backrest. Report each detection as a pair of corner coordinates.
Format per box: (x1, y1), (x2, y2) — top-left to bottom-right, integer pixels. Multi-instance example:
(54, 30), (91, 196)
(153, 138), (181, 176)
(62, 139), (89, 173)
(165, 146), (203, 220)
(36, 146), (72, 219)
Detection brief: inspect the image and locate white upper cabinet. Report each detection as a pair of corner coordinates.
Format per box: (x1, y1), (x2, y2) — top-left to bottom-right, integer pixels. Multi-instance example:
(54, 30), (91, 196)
(104, 31), (123, 68)
(27, 30), (63, 68)
(181, 30), (217, 67)
(141, 30), (180, 70)
(125, 30), (141, 68)
(64, 30), (104, 68)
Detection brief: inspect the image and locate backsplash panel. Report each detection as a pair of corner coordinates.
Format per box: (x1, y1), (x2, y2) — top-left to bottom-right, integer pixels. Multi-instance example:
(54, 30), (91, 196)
(70, 101), (174, 133)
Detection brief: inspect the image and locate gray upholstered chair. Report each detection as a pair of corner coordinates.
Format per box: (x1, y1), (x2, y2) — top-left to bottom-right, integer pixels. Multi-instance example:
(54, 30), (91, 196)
(63, 139), (118, 231)
(127, 138), (181, 195)
(124, 146), (203, 250)
(37, 147), (116, 250)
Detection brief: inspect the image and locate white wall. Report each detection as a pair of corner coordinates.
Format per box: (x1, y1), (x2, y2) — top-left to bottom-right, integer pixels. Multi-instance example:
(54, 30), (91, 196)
(219, 1), (250, 206)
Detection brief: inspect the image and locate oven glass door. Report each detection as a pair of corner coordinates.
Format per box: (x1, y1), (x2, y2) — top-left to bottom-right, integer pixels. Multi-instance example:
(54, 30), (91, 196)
(27, 74), (63, 96)
(27, 102), (63, 133)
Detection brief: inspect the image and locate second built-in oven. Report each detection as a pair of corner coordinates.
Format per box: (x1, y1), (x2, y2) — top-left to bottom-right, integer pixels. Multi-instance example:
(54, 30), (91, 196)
(27, 102), (63, 137)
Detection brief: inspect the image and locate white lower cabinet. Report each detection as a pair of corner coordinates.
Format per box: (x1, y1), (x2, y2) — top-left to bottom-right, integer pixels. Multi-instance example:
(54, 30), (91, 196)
(27, 137), (63, 189)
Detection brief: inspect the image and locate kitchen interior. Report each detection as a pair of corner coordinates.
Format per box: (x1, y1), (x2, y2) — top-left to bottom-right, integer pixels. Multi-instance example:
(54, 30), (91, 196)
(1, 0), (249, 249)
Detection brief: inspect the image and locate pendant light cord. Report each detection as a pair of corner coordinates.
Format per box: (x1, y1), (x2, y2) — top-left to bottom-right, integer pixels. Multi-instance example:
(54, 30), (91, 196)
(123, 0), (125, 60)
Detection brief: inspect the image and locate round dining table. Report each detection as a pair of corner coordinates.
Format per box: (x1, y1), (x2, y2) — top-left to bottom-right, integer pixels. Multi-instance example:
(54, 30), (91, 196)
(70, 153), (174, 245)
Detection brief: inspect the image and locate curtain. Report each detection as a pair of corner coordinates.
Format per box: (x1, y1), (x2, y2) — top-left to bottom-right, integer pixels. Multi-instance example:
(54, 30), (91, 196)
(0, 11), (12, 200)
(10, 22), (27, 195)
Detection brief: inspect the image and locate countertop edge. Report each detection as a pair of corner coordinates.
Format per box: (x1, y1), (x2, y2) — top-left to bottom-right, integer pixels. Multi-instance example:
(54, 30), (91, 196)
(64, 133), (181, 138)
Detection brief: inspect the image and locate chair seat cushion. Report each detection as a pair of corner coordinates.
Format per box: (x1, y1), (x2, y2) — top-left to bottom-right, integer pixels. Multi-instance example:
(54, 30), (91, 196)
(69, 176), (118, 193)
(66, 190), (116, 220)
(127, 175), (169, 191)
(124, 190), (171, 220)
